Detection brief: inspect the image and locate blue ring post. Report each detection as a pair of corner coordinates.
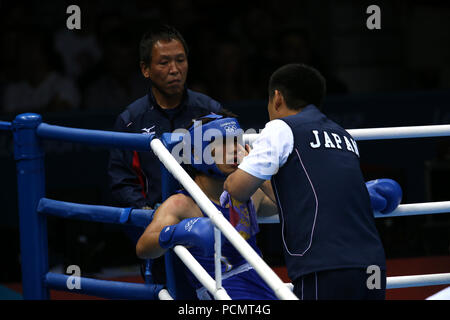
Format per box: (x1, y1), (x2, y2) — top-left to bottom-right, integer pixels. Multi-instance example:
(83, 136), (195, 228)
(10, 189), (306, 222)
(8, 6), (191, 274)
(13, 113), (49, 299)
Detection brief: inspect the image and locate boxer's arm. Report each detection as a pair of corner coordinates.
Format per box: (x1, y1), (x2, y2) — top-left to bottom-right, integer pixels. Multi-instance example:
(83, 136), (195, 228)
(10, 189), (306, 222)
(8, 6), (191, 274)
(238, 143), (277, 204)
(251, 188), (278, 217)
(224, 168), (265, 202)
(136, 193), (203, 259)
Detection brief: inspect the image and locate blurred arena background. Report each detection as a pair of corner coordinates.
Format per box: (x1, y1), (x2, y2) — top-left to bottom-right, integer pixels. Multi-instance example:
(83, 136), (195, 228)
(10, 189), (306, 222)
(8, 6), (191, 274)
(0, 0), (449, 299)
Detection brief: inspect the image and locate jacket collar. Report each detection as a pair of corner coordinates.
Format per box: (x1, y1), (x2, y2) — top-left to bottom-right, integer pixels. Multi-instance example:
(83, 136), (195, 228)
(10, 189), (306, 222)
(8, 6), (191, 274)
(146, 81), (188, 113)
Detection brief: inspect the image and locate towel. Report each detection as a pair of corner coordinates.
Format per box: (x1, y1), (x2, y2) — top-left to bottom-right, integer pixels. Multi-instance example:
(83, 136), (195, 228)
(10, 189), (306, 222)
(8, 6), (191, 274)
(219, 190), (259, 240)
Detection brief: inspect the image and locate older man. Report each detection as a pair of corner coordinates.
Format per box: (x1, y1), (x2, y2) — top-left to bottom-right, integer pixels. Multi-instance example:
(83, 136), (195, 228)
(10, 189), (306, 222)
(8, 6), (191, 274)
(108, 24), (222, 282)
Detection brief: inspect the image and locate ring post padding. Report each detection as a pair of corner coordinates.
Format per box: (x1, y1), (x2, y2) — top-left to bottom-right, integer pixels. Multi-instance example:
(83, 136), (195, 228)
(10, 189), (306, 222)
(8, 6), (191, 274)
(36, 122), (154, 151)
(12, 113), (49, 300)
(37, 198), (153, 228)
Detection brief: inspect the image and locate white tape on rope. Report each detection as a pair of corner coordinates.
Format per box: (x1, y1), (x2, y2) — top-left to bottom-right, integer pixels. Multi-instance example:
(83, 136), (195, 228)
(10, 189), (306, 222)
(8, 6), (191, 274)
(387, 272), (450, 289)
(158, 289), (174, 300)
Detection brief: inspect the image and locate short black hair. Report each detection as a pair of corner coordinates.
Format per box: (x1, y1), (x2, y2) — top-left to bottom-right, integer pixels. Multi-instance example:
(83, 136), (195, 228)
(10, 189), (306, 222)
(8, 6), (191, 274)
(140, 24), (189, 66)
(268, 63), (326, 110)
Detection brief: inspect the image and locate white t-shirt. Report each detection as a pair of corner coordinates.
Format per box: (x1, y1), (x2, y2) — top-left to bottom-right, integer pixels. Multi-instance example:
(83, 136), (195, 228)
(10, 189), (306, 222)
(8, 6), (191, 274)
(238, 119), (294, 180)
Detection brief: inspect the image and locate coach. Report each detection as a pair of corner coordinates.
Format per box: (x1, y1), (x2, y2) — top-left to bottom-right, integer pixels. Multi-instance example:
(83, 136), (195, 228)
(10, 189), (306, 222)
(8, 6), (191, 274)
(224, 64), (388, 300)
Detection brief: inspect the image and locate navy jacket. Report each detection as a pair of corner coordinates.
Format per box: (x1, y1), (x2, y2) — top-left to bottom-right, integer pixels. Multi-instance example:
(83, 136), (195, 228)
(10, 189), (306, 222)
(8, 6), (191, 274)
(108, 87), (222, 209)
(272, 105), (386, 281)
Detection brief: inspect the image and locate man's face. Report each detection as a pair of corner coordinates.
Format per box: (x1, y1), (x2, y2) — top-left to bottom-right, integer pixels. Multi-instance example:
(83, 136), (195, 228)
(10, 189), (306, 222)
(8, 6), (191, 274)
(144, 39), (188, 96)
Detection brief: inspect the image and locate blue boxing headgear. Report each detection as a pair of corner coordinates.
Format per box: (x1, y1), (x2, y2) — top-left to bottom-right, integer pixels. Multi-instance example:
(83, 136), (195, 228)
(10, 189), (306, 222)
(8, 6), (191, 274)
(184, 114), (242, 178)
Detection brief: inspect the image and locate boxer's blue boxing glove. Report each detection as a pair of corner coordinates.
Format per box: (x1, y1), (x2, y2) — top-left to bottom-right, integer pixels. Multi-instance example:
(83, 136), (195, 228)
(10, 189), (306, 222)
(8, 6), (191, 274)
(159, 217), (215, 256)
(366, 179), (403, 214)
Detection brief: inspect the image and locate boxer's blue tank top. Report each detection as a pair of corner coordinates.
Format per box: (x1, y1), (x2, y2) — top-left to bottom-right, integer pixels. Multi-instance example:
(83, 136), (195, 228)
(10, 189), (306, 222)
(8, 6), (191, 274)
(177, 190), (262, 290)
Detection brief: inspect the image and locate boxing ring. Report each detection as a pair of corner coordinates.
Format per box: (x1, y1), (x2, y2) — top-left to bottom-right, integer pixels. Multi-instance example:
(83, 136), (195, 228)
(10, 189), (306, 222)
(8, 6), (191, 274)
(1, 113), (450, 300)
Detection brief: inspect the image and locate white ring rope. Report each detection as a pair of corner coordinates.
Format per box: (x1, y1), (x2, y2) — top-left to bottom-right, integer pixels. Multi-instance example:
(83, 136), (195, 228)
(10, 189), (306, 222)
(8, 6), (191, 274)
(374, 201), (450, 218)
(387, 273), (450, 289)
(244, 124), (450, 145)
(282, 273), (450, 291)
(348, 124), (450, 141)
(214, 227), (223, 292)
(258, 201), (450, 224)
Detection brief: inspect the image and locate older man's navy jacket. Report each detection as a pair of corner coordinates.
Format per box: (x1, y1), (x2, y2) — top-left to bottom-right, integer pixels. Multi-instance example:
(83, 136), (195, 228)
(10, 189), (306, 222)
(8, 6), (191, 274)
(108, 87), (222, 209)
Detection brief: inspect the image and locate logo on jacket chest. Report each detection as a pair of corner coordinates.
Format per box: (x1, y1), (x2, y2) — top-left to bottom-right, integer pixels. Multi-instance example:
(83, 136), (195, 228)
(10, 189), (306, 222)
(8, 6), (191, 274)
(309, 129), (359, 157)
(141, 125), (156, 135)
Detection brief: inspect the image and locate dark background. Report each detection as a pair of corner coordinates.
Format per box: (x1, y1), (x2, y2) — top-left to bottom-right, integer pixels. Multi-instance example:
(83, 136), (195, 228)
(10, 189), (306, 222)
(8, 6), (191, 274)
(0, 0), (449, 283)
